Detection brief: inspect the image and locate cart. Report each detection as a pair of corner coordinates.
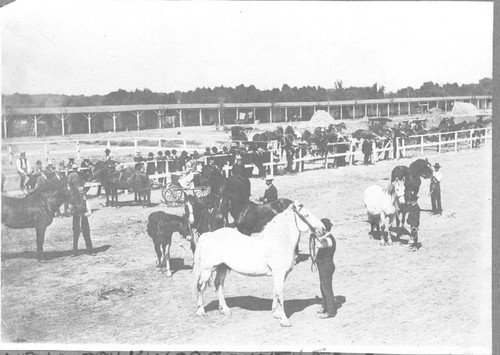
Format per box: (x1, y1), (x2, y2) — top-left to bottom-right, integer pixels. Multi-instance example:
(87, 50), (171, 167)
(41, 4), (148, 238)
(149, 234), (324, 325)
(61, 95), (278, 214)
(161, 172), (211, 206)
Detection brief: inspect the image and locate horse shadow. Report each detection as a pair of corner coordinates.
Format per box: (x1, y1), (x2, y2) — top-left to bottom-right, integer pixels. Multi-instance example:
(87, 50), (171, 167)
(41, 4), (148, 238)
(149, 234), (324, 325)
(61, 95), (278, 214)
(1, 244), (111, 261)
(166, 258), (193, 275)
(205, 294), (346, 318)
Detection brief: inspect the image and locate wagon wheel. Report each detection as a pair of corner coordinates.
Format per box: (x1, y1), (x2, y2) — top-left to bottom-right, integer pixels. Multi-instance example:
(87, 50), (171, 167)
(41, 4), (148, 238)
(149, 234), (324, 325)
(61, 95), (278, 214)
(194, 186), (211, 199)
(161, 183), (184, 206)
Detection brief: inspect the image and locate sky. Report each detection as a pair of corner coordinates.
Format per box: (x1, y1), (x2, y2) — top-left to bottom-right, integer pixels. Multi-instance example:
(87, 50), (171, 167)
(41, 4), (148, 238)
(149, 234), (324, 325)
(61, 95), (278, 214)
(0, 0), (494, 96)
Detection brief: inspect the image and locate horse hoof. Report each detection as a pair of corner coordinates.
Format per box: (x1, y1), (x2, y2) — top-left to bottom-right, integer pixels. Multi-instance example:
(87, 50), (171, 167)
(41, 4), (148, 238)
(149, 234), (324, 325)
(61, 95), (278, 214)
(196, 308), (206, 317)
(279, 318), (291, 327)
(220, 307), (231, 316)
(273, 311), (281, 319)
(166, 271), (172, 277)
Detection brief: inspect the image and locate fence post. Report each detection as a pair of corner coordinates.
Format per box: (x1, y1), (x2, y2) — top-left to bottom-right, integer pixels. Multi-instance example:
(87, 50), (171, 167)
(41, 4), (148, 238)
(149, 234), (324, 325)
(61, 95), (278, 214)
(107, 140), (111, 150)
(438, 133), (441, 153)
(8, 144), (13, 164)
(44, 142), (48, 163)
(325, 146), (329, 169)
(420, 136), (424, 155)
(402, 139), (406, 157)
(396, 138), (400, 159)
(76, 141), (81, 160)
(158, 138), (162, 149)
(469, 129), (474, 149)
(454, 132), (458, 152)
(134, 138), (138, 153)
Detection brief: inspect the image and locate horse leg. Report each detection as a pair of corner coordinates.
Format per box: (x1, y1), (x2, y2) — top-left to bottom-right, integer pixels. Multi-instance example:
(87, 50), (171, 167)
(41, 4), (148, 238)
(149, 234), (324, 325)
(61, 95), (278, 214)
(154, 242), (163, 270)
(214, 264), (231, 315)
(164, 242), (172, 277)
(35, 227), (47, 260)
(379, 215), (387, 246)
(196, 268), (214, 316)
(273, 272), (291, 327)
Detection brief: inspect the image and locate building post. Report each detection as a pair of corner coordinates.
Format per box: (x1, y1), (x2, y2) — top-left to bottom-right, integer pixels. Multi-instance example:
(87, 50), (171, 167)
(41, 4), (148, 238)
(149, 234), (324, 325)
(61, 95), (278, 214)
(408, 102), (411, 115)
(285, 107), (288, 122)
(60, 114), (66, 136)
(236, 108), (239, 123)
(179, 110), (183, 127)
(376, 104), (379, 117)
(398, 102), (401, 116)
(199, 109), (203, 126)
(33, 115), (39, 137)
(218, 108), (221, 125)
(76, 141), (81, 160)
(299, 106), (302, 118)
(387, 103), (390, 117)
(135, 111), (143, 131)
(340, 106), (343, 120)
(270, 107), (273, 123)
(2, 116), (7, 138)
(365, 104), (367, 117)
(353, 104), (356, 119)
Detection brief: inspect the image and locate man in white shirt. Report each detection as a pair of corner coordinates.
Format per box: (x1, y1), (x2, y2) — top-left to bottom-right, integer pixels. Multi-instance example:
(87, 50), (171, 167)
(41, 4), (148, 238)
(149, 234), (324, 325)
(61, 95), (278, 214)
(430, 163), (443, 215)
(16, 152), (30, 191)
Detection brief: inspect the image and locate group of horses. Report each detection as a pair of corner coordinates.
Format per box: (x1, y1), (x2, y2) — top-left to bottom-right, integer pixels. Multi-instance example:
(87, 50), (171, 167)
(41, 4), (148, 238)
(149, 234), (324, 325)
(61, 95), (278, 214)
(363, 158), (434, 246)
(145, 162), (329, 326)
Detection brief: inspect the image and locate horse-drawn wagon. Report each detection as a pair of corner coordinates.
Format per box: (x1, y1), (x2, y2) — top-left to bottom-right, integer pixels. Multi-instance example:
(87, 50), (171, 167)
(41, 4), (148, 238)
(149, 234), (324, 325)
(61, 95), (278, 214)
(161, 172), (211, 206)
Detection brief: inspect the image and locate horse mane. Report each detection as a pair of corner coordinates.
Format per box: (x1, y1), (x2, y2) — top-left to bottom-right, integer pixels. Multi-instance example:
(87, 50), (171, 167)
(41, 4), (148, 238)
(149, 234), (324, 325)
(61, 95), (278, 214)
(261, 205), (294, 235)
(383, 181), (396, 195)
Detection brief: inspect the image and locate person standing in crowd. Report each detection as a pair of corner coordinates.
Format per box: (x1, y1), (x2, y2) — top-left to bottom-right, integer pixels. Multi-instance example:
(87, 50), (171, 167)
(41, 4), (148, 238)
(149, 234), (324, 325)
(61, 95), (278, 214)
(16, 152), (30, 191)
(204, 147), (212, 157)
(231, 155), (246, 177)
(362, 138), (372, 165)
(134, 152), (144, 171)
(211, 146), (219, 155)
(259, 176), (278, 203)
(146, 152), (156, 176)
(430, 163), (443, 215)
(171, 149), (179, 172)
(314, 218), (337, 319)
(165, 150), (175, 172)
(336, 137), (348, 167)
(104, 148), (111, 159)
(26, 160), (43, 190)
(285, 144), (295, 173)
(67, 167), (93, 256)
(156, 151), (166, 185)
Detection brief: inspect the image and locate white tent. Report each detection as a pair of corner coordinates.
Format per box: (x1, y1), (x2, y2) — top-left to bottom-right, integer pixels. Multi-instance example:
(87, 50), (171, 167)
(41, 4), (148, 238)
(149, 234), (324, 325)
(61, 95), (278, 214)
(308, 110), (335, 127)
(451, 101), (479, 124)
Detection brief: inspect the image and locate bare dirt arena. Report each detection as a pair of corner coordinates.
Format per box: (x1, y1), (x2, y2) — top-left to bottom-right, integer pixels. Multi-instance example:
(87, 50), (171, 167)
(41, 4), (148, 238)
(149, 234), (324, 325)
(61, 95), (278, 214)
(1, 135), (491, 353)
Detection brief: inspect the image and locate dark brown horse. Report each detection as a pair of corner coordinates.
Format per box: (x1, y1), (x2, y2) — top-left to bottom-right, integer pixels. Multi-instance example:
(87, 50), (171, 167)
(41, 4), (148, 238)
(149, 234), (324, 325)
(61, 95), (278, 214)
(184, 194), (225, 237)
(93, 161), (151, 206)
(221, 197), (294, 236)
(391, 158), (433, 226)
(1, 175), (74, 259)
(199, 164), (251, 221)
(146, 211), (192, 276)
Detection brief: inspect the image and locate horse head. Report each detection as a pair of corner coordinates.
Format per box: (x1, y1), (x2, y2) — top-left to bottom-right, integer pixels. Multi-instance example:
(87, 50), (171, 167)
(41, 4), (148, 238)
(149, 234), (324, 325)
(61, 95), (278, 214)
(200, 164), (221, 186)
(184, 195), (196, 225)
(178, 218), (192, 241)
(392, 177), (406, 205)
(291, 200), (326, 238)
(411, 159), (433, 179)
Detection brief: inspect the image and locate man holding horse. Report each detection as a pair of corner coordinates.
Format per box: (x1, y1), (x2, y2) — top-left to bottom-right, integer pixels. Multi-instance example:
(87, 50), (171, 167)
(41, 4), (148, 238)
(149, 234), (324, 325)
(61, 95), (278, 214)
(68, 167), (93, 256)
(430, 163), (443, 215)
(314, 218), (337, 318)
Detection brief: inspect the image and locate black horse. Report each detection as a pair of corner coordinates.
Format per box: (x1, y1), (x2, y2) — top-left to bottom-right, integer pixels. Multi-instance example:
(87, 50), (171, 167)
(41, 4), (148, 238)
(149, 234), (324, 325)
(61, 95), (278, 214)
(221, 197), (294, 236)
(391, 158), (433, 226)
(147, 211), (192, 276)
(199, 164), (251, 220)
(1, 175), (75, 259)
(92, 161), (151, 207)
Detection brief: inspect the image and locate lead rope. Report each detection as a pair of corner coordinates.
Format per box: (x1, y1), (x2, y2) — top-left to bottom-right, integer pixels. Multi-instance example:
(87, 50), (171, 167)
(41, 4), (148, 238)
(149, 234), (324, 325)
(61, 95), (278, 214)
(291, 206), (318, 272)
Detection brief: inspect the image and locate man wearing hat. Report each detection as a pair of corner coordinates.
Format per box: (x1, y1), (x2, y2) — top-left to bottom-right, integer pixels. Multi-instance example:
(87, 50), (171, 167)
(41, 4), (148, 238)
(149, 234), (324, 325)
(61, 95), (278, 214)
(16, 152), (30, 191)
(146, 152), (156, 176)
(430, 163), (443, 215)
(260, 176), (278, 203)
(314, 218), (337, 319)
(134, 151), (144, 171)
(156, 151), (166, 185)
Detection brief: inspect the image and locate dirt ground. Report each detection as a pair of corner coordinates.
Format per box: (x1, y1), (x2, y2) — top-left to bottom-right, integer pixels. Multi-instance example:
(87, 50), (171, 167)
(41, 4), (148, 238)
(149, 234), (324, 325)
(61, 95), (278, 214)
(0, 132), (491, 352)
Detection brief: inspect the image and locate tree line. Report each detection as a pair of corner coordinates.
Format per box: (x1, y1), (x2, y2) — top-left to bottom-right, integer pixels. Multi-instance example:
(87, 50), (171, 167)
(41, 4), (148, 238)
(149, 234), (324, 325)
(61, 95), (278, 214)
(2, 78), (492, 109)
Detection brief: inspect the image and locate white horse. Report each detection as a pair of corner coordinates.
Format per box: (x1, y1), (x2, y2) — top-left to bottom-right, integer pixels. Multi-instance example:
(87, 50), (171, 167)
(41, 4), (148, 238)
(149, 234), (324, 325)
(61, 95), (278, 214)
(193, 201), (325, 327)
(363, 178), (405, 245)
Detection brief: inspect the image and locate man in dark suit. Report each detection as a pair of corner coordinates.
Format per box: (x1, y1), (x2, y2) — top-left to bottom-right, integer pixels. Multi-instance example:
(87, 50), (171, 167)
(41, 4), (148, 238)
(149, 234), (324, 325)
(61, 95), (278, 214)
(260, 176), (278, 203)
(315, 218), (337, 318)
